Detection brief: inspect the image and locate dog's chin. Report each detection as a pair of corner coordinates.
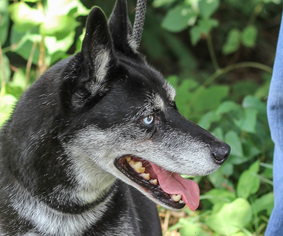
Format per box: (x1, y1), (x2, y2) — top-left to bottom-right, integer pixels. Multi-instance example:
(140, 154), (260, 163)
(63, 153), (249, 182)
(114, 155), (199, 210)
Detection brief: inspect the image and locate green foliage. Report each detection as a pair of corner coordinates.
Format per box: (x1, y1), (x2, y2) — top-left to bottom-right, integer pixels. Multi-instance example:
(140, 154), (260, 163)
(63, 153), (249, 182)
(223, 26), (258, 55)
(162, 4), (196, 32)
(165, 69), (273, 234)
(0, 0), (88, 126)
(0, 1), (9, 45)
(0, 0), (280, 235)
(206, 198), (253, 235)
(161, 0), (220, 45)
(160, 2), (276, 232)
(237, 161), (260, 199)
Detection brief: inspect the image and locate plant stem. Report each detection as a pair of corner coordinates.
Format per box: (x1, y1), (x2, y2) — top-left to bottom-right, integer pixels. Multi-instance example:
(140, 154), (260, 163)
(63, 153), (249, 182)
(37, 1), (47, 77)
(26, 40), (37, 88)
(0, 41), (6, 96)
(257, 174), (273, 186)
(204, 62), (273, 87)
(249, 2), (264, 25)
(37, 36), (47, 77)
(206, 33), (219, 70)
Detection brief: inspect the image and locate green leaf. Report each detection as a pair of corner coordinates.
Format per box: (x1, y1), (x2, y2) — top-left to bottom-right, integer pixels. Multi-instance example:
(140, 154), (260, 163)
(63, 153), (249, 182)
(225, 131), (243, 157)
(190, 19), (218, 45)
(212, 127), (224, 140)
(45, 31), (75, 63)
(190, 26), (202, 45)
(198, 0), (220, 19)
(242, 95), (266, 114)
(223, 28), (241, 54)
(0, 95), (17, 126)
(198, 111), (221, 130)
(179, 223), (210, 236)
(175, 80), (194, 118)
(192, 85), (229, 113)
(175, 79), (199, 118)
(232, 233), (249, 236)
(0, 54), (11, 84)
(10, 27), (41, 65)
(242, 25), (257, 47)
(40, 15), (78, 38)
(75, 28), (85, 53)
(234, 108), (258, 133)
(9, 69), (27, 91)
(162, 4), (196, 32)
(46, 0), (88, 17)
(216, 101), (240, 115)
(205, 189), (236, 205)
(198, 18), (219, 34)
(237, 161), (260, 199)
(8, 2), (44, 32)
(0, 0), (9, 44)
(249, 160), (260, 172)
(206, 199), (252, 235)
(153, 0), (176, 7)
(251, 192), (274, 216)
(208, 162), (234, 188)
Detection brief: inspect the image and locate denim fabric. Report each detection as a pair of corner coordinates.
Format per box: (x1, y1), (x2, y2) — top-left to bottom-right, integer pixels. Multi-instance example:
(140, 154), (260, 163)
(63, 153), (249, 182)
(265, 13), (283, 236)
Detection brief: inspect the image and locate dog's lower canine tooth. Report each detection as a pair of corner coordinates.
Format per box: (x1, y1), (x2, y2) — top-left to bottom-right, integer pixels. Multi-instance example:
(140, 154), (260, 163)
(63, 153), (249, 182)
(171, 194), (182, 202)
(150, 179), (158, 185)
(140, 173), (150, 180)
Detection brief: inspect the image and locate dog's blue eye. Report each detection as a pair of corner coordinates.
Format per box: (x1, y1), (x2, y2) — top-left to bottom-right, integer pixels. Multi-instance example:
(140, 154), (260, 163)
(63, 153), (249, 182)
(142, 115), (155, 126)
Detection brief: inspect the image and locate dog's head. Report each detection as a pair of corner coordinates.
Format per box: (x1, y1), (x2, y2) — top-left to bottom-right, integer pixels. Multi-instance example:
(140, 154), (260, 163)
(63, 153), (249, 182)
(2, 0), (229, 211)
(56, 0), (230, 211)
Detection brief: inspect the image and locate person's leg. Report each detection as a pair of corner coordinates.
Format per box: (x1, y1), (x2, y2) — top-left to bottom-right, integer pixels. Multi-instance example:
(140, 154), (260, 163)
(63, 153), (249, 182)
(265, 13), (283, 236)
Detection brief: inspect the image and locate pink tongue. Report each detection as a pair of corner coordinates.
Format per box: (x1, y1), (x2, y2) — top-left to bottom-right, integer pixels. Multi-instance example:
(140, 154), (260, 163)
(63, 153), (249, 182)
(151, 163), (200, 211)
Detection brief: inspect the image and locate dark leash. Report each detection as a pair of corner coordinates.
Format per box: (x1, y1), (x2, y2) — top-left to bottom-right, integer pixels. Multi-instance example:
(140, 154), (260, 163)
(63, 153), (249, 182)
(133, 0), (147, 49)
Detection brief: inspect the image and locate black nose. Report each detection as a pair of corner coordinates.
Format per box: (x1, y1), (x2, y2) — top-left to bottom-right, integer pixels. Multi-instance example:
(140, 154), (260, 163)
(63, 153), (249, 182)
(210, 141), (230, 164)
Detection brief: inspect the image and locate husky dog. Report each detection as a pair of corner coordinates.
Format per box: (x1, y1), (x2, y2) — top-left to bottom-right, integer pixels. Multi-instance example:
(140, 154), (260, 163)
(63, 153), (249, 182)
(0, 0), (230, 235)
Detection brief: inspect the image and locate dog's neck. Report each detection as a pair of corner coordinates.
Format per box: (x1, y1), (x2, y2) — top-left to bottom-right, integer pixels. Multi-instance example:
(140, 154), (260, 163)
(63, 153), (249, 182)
(43, 154), (116, 214)
(1, 129), (116, 215)
(69, 153), (116, 207)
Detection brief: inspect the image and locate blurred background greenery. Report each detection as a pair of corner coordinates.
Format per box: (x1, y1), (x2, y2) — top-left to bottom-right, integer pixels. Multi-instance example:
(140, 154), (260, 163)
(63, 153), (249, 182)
(0, 0), (281, 235)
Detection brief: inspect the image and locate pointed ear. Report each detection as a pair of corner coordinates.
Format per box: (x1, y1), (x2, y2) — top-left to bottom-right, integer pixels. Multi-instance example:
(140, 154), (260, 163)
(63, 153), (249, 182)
(82, 7), (116, 82)
(109, 0), (137, 54)
(60, 8), (118, 113)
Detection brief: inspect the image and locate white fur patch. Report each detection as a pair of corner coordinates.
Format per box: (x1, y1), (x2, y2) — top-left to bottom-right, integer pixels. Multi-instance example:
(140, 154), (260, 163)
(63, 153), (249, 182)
(70, 152), (115, 203)
(95, 49), (110, 82)
(128, 37), (138, 52)
(164, 83), (176, 102)
(153, 95), (165, 111)
(10, 185), (114, 236)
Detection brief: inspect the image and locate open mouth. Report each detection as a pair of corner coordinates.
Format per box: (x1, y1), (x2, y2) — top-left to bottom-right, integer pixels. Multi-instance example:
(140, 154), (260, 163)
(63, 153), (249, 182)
(114, 155), (200, 211)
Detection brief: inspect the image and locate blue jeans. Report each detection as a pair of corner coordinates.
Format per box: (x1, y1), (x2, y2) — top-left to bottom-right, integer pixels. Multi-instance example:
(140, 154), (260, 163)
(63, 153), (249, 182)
(265, 13), (283, 235)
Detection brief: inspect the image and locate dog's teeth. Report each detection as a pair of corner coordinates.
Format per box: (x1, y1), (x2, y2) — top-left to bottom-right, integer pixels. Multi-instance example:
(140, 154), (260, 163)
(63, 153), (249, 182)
(129, 160), (136, 167)
(126, 156), (132, 162)
(179, 200), (185, 204)
(150, 179), (158, 185)
(171, 194), (182, 202)
(140, 173), (150, 180)
(131, 161), (145, 173)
